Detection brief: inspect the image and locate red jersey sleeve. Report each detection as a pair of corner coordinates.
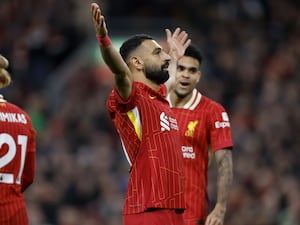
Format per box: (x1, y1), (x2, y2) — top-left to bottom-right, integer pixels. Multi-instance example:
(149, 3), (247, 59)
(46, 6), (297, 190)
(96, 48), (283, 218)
(208, 103), (233, 151)
(107, 85), (137, 116)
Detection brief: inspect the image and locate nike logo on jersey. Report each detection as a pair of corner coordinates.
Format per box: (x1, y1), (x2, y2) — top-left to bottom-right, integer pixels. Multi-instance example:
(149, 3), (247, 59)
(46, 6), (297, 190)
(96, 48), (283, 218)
(149, 94), (156, 100)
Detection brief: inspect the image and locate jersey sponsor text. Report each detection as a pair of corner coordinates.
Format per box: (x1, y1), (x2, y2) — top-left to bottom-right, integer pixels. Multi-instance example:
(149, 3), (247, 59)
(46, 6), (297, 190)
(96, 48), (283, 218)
(182, 146), (195, 159)
(160, 112), (179, 131)
(215, 121), (230, 128)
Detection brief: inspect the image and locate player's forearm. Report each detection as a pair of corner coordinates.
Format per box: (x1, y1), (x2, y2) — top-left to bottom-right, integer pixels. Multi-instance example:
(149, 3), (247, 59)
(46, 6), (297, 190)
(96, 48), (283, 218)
(216, 150), (233, 211)
(165, 59), (177, 92)
(100, 46), (133, 99)
(100, 46), (130, 77)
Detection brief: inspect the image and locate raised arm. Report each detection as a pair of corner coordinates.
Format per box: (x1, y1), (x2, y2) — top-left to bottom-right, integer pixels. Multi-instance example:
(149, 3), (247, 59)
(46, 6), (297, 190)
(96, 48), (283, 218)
(91, 3), (133, 100)
(164, 27), (191, 92)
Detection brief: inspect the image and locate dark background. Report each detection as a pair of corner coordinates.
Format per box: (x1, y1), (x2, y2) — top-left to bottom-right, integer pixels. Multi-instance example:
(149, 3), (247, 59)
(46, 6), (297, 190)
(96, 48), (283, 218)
(0, 0), (299, 224)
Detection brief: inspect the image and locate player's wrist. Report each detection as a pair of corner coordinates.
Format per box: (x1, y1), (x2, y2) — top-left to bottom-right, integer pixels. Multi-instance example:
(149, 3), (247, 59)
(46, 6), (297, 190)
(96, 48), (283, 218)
(96, 34), (111, 47)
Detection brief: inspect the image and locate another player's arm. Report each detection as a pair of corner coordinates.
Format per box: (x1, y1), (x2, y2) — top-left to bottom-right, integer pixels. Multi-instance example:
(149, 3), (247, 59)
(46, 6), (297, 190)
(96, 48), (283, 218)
(91, 3), (132, 100)
(164, 28), (191, 92)
(205, 149), (233, 225)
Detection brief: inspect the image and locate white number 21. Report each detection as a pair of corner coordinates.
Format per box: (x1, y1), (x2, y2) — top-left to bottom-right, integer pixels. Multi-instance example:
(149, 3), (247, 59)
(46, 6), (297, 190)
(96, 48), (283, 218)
(0, 133), (28, 184)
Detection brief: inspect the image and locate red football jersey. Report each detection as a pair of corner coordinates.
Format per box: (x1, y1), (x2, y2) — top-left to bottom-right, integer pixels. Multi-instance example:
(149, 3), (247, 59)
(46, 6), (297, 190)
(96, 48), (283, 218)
(168, 89), (233, 225)
(107, 82), (185, 215)
(0, 96), (36, 225)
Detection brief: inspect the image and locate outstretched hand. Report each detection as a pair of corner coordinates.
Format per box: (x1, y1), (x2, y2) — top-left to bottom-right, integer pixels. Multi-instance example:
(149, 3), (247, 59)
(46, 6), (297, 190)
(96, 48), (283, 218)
(165, 27), (191, 60)
(91, 3), (108, 37)
(164, 28), (191, 92)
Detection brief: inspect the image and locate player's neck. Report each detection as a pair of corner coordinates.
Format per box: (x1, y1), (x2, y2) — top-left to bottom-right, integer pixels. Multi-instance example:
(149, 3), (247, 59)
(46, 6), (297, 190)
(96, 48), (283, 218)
(169, 91), (193, 108)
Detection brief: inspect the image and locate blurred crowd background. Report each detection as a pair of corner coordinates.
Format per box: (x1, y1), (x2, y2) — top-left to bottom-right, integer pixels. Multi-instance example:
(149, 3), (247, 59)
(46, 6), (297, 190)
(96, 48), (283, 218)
(1, 0), (300, 225)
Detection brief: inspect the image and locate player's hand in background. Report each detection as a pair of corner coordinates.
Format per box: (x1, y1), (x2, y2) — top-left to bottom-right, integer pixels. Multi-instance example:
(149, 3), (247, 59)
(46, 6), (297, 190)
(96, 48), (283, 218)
(165, 27), (191, 61)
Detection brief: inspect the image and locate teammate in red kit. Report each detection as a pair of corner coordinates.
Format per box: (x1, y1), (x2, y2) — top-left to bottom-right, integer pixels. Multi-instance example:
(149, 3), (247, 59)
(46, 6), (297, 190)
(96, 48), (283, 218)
(90, 3), (191, 225)
(167, 45), (233, 225)
(0, 54), (36, 225)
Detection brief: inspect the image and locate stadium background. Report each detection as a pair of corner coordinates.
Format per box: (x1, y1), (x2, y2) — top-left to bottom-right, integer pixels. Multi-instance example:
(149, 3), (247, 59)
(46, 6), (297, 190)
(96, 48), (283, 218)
(0, 0), (299, 224)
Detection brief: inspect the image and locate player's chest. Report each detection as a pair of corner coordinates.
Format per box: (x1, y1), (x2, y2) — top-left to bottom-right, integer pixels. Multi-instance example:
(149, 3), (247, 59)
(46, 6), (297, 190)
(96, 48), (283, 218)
(175, 110), (208, 140)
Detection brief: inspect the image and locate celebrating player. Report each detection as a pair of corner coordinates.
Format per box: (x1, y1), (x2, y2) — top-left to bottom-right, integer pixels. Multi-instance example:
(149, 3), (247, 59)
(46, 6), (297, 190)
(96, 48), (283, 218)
(91, 3), (191, 225)
(168, 45), (234, 225)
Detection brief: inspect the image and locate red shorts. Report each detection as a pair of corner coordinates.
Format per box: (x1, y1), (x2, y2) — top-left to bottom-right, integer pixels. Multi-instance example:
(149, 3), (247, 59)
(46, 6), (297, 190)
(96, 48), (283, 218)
(123, 209), (184, 225)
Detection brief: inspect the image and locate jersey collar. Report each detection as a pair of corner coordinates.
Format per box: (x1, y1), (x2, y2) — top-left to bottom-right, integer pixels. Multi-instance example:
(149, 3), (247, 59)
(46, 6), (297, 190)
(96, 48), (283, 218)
(167, 89), (202, 109)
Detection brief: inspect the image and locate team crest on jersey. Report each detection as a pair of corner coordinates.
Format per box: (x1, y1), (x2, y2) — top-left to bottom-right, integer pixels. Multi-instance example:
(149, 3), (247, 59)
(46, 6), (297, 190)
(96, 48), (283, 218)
(185, 120), (198, 137)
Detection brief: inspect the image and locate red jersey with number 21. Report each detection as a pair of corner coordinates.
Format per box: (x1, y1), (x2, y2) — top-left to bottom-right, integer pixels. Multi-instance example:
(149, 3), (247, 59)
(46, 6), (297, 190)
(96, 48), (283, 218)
(0, 96), (36, 225)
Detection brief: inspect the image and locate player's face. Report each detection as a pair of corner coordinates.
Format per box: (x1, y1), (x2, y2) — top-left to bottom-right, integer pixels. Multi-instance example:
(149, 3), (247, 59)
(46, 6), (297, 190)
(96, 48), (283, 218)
(140, 40), (171, 84)
(174, 56), (201, 98)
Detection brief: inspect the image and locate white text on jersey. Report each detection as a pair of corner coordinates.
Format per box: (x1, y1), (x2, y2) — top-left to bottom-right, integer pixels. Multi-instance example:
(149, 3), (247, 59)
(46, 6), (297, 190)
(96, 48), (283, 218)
(0, 112), (27, 124)
(160, 112), (179, 131)
(182, 146), (195, 159)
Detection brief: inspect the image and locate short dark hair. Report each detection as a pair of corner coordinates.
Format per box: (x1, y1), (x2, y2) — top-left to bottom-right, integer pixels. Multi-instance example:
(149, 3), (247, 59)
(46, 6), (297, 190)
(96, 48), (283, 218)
(119, 34), (154, 62)
(184, 45), (203, 65)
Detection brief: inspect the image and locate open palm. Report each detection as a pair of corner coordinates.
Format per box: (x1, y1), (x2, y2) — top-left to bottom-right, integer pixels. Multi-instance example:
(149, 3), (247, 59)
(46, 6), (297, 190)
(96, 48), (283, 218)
(166, 27), (191, 60)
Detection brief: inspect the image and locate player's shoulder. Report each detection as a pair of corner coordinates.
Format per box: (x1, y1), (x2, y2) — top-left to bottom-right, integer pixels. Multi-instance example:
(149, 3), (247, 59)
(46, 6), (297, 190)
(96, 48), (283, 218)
(5, 101), (28, 114)
(0, 101), (31, 120)
(200, 95), (226, 111)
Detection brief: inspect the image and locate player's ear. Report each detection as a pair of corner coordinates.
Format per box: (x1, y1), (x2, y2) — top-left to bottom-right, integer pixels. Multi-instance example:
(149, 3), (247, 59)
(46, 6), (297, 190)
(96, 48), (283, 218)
(196, 70), (202, 83)
(130, 56), (144, 70)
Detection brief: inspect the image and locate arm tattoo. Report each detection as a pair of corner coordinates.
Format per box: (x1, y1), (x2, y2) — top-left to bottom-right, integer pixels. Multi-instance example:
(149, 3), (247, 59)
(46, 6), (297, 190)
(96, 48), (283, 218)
(215, 149), (233, 212)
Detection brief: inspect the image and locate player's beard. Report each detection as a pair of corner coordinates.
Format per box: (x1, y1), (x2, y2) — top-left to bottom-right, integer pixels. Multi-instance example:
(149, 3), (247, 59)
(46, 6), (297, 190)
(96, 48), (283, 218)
(145, 62), (170, 84)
